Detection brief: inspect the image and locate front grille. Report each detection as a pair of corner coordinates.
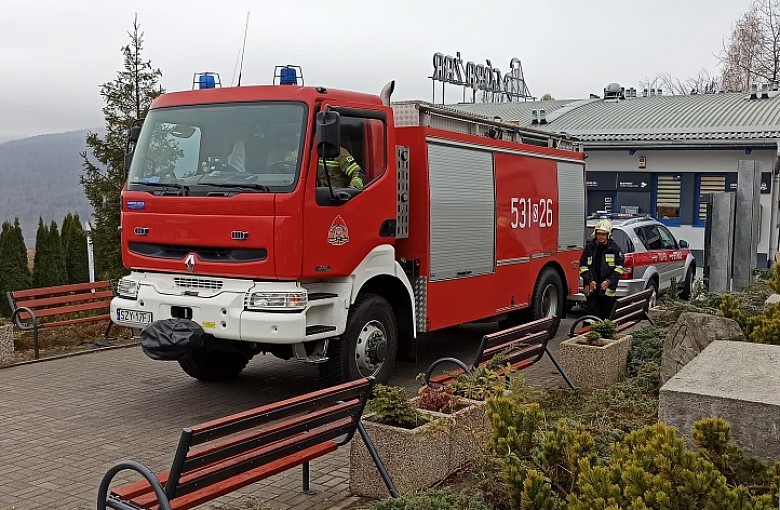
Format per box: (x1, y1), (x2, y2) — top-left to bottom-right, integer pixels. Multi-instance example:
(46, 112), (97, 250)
(174, 277), (224, 291)
(129, 242), (266, 262)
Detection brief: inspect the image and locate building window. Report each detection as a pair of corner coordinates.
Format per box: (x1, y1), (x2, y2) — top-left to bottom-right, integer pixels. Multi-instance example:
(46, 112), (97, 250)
(697, 174), (726, 223)
(655, 174), (680, 221)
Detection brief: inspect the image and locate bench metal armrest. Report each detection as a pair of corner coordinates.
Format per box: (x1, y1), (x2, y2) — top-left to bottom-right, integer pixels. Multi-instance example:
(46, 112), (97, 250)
(567, 315), (602, 338)
(97, 460), (171, 510)
(423, 357), (471, 387)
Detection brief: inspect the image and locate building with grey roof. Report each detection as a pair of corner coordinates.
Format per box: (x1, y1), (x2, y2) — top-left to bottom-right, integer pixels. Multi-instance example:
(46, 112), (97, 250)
(451, 87), (780, 267)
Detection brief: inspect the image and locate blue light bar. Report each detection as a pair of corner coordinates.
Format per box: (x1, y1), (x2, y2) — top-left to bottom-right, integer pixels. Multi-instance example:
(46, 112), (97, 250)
(199, 74), (216, 89)
(192, 72), (222, 90)
(279, 67), (298, 85)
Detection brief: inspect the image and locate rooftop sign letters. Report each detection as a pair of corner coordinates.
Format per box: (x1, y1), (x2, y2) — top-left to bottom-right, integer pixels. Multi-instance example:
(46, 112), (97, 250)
(430, 52), (533, 102)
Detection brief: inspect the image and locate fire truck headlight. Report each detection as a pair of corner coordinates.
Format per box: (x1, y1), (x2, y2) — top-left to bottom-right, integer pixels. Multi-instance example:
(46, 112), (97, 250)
(245, 291), (307, 311)
(117, 278), (140, 300)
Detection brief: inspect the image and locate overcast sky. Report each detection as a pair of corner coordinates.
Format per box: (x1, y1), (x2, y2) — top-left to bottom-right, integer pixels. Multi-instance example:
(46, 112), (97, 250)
(0, 0), (752, 141)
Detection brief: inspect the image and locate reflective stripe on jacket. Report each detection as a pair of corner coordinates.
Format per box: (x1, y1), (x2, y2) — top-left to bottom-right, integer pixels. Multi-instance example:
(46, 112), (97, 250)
(579, 238), (625, 293)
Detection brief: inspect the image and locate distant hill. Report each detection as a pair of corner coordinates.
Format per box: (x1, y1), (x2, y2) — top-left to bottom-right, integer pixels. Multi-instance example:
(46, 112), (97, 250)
(0, 131), (97, 247)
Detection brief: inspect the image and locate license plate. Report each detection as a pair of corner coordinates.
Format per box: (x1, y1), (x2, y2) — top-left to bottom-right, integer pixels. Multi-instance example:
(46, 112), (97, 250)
(117, 309), (153, 325)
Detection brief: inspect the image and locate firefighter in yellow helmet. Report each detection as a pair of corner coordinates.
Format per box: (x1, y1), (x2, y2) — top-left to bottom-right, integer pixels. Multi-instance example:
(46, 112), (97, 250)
(317, 147), (363, 189)
(579, 219), (625, 319)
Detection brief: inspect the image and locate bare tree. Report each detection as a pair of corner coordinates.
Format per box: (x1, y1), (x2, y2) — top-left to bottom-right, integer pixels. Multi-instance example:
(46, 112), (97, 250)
(720, 3), (767, 91)
(638, 69), (718, 96)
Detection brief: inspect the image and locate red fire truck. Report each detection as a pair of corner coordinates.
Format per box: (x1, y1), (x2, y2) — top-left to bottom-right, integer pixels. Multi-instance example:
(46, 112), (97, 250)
(110, 69), (586, 384)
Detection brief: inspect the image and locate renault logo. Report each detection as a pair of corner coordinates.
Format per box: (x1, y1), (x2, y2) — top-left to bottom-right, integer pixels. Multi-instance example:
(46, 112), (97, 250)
(184, 253), (196, 274)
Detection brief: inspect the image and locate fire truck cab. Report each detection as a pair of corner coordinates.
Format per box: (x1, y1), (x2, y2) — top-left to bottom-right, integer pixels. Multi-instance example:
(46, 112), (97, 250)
(110, 70), (586, 384)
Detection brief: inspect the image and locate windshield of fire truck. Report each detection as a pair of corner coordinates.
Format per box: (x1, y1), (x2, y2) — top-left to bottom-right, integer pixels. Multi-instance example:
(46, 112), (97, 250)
(127, 102), (307, 194)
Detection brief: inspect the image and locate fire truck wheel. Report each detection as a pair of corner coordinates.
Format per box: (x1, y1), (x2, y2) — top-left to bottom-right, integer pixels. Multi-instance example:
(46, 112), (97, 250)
(177, 351), (249, 382)
(320, 293), (398, 385)
(530, 268), (564, 331)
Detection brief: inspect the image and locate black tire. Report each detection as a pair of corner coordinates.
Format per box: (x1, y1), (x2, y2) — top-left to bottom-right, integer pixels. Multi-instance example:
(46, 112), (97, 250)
(529, 268), (565, 334)
(646, 279), (658, 309)
(679, 265), (695, 300)
(320, 293), (398, 385)
(178, 351), (249, 382)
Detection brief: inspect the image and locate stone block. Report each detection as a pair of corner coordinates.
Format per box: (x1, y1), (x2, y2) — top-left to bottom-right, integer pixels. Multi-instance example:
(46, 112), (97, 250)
(659, 341), (780, 463)
(660, 312), (744, 384)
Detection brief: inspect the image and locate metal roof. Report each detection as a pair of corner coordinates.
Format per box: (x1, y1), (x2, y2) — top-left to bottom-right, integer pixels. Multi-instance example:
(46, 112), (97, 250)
(451, 92), (780, 147)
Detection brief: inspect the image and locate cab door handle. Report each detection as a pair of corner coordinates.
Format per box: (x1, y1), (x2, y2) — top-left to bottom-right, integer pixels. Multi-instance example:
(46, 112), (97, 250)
(651, 256), (659, 262)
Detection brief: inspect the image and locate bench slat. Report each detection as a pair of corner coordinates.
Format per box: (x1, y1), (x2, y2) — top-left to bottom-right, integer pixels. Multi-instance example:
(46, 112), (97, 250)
(38, 314), (111, 329)
(175, 419), (354, 499)
(10, 281), (111, 300)
(184, 401), (359, 471)
(14, 299), (111, 320)
(13, 289), (114, 310)
(189, 379), (371, 444)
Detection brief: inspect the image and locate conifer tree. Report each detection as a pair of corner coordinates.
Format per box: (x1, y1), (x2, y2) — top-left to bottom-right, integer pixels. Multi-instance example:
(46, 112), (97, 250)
(0, 219), (32, 316)
(13, 218), (30, 282)
(61, 213), (74, 255)
(48, 220), (68, 285)
(32, 218), (50, 288)
(80, 16), (163, 281)
(63, 213), (89, 284)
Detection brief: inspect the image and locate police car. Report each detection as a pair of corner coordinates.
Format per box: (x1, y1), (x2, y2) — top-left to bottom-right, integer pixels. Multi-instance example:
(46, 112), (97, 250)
(571, 214), (697, 309)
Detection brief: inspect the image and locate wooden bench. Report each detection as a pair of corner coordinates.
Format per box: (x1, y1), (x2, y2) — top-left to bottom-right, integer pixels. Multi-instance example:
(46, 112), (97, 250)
(423, 316), (575, 390)
(567, 288), (655, 338)
(97, 377), (398, 510)
(6, 280), (115, 359)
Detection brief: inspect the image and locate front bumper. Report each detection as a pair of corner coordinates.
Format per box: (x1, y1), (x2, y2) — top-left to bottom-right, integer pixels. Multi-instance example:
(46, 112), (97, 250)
(110, 273), (311, 344)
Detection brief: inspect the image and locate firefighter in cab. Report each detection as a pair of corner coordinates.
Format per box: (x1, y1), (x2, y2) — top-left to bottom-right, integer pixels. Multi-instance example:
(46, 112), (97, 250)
(318, 147), (363, 188)
(579, 219), (625, 319)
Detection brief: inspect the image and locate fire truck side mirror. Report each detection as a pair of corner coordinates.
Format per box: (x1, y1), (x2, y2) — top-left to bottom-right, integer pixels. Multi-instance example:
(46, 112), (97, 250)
(123, 124), (143, 175)
(316, 111), (341, 159)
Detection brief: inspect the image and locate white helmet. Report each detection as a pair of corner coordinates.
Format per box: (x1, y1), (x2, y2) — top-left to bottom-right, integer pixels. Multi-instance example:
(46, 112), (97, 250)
(593, 219), (613, 236)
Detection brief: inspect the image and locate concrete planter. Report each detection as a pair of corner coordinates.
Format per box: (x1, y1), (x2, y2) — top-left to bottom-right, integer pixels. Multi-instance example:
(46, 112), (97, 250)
(0, 323), (13, 365)
(559, 334), (631, 390)
(350, 411), (452, 498)
(648, 306), (668, 321)
(413, 396), (489, 472)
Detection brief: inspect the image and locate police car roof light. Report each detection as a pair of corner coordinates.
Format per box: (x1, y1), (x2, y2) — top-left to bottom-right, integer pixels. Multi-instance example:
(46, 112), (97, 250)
(193, 72), (221, 90)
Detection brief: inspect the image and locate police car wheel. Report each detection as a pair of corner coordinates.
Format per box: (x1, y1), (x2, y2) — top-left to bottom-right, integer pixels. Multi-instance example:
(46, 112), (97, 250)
(646, 280), (658, 309)
(320, 293), (398, 385)
(680, 266), (695, 300)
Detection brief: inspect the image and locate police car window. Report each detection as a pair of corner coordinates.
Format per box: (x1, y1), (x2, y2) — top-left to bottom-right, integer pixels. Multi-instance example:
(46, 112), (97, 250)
(610, 229), (633, 253)
(657, 225), (678, 249)
(640, 225), (664, 250)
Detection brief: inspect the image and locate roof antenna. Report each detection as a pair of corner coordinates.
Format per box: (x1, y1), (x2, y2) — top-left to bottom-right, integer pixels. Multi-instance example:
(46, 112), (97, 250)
(237, 12), (250, 86)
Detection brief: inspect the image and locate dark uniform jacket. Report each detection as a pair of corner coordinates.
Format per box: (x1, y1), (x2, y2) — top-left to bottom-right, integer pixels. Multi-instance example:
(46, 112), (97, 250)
(579, 238), (625, 297)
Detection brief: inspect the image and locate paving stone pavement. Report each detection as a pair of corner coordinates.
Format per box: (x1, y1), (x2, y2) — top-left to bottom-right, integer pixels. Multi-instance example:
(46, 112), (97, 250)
(0, 314), (580, 510)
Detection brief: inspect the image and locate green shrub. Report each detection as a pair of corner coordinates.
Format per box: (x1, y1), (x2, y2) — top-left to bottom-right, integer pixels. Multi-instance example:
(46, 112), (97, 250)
(364, 488), (492, 510)
(367, 384), (427, 429)
(592, 319), (617, 340)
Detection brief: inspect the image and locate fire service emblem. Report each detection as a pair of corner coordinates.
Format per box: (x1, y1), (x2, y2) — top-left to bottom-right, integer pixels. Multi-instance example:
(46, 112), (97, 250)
(327, 215), (349, 246)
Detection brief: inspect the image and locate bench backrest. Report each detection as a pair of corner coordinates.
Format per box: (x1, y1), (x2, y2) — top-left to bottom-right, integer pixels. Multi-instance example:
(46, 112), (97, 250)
(473, 316), (560, 368)
(162, 377), (374, 501)
(609, 288), (653, 328)
(7, 281), (114, 325)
